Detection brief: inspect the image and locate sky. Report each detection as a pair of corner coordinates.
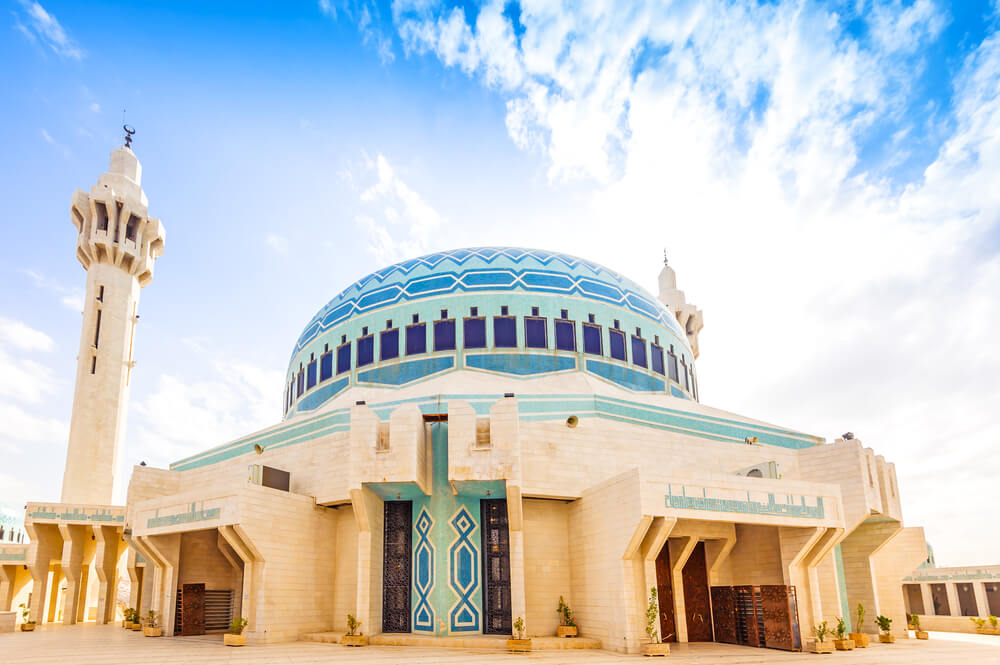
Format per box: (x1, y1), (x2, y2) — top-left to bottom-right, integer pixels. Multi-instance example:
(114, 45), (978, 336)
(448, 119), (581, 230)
(0, 0), (998, 566)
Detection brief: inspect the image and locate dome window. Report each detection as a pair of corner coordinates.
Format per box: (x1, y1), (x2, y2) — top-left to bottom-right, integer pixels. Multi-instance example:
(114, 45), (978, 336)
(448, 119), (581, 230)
(381, 327), (399, 361)
(609, 328), (627, 362)
(631, 333), (647, 368)
(582, 322), (602, 356)
(667, 346), (679, 382)
(320, 349), (333, 382)
(434, 316), (456, 351)
(463, 315), (486, 349)
(650, 342), (665, 375)
(307, 359), (317, 389)
(555, 317), (576, 352)
(357, 333), (374, 367)
(524, 315), (546, 349)
(406, 321), (426, 355)
(493, 314), (517, 348)
(336, 342), (351, 375)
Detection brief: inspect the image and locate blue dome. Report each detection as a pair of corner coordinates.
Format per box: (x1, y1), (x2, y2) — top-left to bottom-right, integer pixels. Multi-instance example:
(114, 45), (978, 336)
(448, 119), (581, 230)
(284, 247), (697, 418)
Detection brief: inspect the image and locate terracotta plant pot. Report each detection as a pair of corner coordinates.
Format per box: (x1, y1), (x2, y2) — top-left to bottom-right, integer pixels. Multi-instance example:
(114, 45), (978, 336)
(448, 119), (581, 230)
(20, 623), (35, 632)
(131, 623), (142, 631)
(224, 633), (246, 646)
(810, 640), (834, 654)
(915, 630), (929, 640)
(849, 633), (869, 647)
(878, 634), (894, 643)
(557, 625), (578, 637)
(124, 622), (133, 629)
(990, 628), (1000, 635)
(641, 642), (670, 656)
(506, 638), (532, 652)
(143, 627), (162, 637)
(341, 635), (368, 647)
(833, 639), (855, 650)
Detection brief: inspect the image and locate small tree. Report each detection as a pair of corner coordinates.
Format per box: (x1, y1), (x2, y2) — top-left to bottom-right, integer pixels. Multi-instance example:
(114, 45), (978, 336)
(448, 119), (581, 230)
(513, 616), (526, 640)
(989, 615), (998, 629)
(645, 587), (660, 644)
(230, 617), (248, 635)
(812, 620), (829, 643)
(557, 596), (575, 627)
(127, 607), (137, 624)
(971, 617), (987, 629)
(910, 613), (921, 631)
(18, 603), (33, 625)
(855, 602), (865, 633)
(875, 615), (892, 635)
(347, 613), (361, 636)
(834, 617), (847, 640)
(146, 610), (158, 628)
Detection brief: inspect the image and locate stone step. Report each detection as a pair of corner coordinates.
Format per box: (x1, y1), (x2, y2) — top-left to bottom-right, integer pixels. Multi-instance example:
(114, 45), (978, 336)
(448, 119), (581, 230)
(301, 631), (602, 650)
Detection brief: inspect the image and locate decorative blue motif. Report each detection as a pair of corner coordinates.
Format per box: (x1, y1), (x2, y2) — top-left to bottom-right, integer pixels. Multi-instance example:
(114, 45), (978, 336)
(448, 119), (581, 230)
(465, 353), (576, 376)
(412, 508), (435, 632)
(448, 506), (480, 632)
(665, 485), (825, 519)
(292, 247), (687, 359)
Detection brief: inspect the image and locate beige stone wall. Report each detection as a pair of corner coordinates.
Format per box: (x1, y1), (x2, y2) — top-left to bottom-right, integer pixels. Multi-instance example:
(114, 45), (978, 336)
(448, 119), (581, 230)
(178, 529), (240, 592)
(523, 498), (572, 637)
(872, 526), (928, 637)
(722, 524), (784, 585)
(331, 506), (358, 631)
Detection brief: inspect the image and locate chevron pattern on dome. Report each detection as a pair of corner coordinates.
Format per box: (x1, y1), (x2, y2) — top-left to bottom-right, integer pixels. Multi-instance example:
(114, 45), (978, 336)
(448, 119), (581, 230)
(293, 247), (682, 356)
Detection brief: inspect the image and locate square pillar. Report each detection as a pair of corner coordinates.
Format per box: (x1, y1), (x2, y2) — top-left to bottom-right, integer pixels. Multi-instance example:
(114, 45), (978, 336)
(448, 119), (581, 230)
(93, 525), (122, 624)
(920, 584), (933, 617)
(668, 536), (697, 643)
(974, 582), (990, 618)
(57, 524), (87, 625)
(945, 582), (961, 617)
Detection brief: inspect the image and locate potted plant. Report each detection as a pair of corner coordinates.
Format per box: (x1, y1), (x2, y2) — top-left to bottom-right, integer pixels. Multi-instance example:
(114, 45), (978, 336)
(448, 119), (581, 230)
(507, 616), (532, 652)
(18, 603), (35, 632)
(143, 610), (161, 637)
(971, 617), (987, 634)
(989, 615), (999, 635)
(224, 617), (248, 646)
(123, 607), (133, 629)
(876, 615), (893, 643)
(849, 603), (869, 648)
(911, 613), (928, 640)
(641, 587), (670, 656)
(131, 610), (143, 631)
(341, 613), (367, 647)
(810, 620), (833, 654)
(556, 596), (578, 637)
(833, 617), (855, 650)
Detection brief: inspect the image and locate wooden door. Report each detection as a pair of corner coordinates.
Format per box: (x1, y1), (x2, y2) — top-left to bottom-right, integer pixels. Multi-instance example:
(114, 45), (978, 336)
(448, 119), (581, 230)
(654, 540), (676, 642)
(382, 501), (412, 633)
(711, 586), (737, 644)
(734, 585), (761, 647)
(481, 499), (512, 635)
(682, 541), (713, 642)
(760, 585), (801, 651)
(181, 583), (205, 635)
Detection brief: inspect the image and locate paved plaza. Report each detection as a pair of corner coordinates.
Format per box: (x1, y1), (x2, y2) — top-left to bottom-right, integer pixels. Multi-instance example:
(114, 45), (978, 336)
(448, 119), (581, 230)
(2, 625), (999, 665)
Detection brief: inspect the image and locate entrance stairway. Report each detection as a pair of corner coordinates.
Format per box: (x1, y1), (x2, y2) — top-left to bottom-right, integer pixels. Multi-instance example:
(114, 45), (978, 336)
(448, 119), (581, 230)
(302, 631), (602, 650)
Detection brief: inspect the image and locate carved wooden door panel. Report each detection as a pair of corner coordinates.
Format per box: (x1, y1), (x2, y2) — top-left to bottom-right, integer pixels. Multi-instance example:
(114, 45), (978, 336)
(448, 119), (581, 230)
(734, 585), (760, 647)
(654, 541), (676, 642)
(181, 583), (205, 636)
(682, 541), (713, 642)
(382, 500), (412, 633)
(761, 585), (801, 651)
(481, 499), (512, 635)
(711, 586), (737, 644)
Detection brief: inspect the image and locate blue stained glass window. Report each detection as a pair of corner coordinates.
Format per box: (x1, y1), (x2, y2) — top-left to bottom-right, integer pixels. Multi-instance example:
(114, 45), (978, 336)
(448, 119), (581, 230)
(434, 319), (456, 351)
(609, 329), (627, 361)
(631, 336), (647, 368)
(668, 349), (679, 382)
(297, 369), (304, 397)
(307, 360), (317, 389)
(494, 316), (516, 347)
(555, 319), (575, 351)
(320, 352), (333, 381)
(380, 329), (399, 361)
(464, 317), (486, 348)
(357, 336), (374, 367)
(650, 344), (665, 375)
(337, 343), (351, 374)
(525, 317), (546, 348)
(682, 360), (690, 390)
(406, 323), (426, 355)
(582, 323), (602, 355)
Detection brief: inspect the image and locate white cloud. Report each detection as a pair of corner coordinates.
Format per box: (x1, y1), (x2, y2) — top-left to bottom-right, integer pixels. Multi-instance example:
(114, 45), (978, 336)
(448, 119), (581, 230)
(40, 128), (55, 144)
(22, 269), (85, 311)
(15, 1), (84, 60)
(354, 153), (444, 265)
(0, 317), (54, 352)
(383, 1), (1000, 565)
(89, 102), (100, 112)
(265, 233), (289, 254)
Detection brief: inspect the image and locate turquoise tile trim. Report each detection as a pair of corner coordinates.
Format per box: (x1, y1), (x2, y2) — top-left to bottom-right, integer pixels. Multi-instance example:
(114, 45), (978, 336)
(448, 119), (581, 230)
(835, 544), (851, 622)
(297, 378), (349, 412)
(413, 508), (435, 632)
(358, 356), (455, 386)
(665, 485), (825, 519)
(171, 393), (822, 472)
(135, 553), (146, 564)
(586, 359), (666, 392)
(147, 504), (221, 529)
(0, 551), (26, 561)
(27, 506), (125, 523)
(670, 385), (688, 399)
(465, 353), (575, 376)
(367, 482), (427, 500)
(449, 506), (480, 632)
(904, 569), (1000, 582)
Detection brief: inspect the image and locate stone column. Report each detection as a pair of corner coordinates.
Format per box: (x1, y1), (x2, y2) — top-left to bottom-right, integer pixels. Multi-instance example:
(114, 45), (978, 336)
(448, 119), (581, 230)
(0, 565), (14, 611)
(945, 583), (961, 617)
(668, 536), (697, 643)
(351, 487), (383, 637)
(25, 523), (63, 624)
(93, 525), (121, 623)
(57, 524), (87, 624)
(974, 582), (990, 618)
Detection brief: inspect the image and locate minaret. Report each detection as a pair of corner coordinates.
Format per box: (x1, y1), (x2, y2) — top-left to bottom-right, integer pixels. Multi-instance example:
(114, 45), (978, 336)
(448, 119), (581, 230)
(61, 137), (165, 504)
(657, 252), (704, 358)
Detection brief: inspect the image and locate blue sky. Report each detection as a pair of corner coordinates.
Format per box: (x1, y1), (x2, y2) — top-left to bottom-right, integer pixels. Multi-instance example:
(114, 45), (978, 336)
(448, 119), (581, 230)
(2, 0), (999, 566)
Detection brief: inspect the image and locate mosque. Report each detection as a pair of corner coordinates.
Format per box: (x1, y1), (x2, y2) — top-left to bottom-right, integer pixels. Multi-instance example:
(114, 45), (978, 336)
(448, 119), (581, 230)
(1, 143), (933, 652)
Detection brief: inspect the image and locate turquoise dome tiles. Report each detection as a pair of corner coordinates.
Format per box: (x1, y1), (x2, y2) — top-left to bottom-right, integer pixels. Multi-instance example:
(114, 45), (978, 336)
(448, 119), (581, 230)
(292, 247), (688, 358)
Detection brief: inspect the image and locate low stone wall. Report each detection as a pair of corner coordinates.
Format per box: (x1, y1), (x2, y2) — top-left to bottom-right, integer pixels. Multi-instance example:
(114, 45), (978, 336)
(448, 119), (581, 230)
(917, 614), (1000, 634)
(0, 611), (15, 633)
